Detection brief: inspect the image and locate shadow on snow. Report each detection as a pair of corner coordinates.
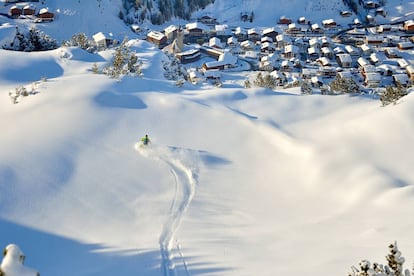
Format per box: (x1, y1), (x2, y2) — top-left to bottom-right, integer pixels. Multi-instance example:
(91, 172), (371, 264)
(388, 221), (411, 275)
(0, 218), (161, 276)
(94, 91), (147, 109)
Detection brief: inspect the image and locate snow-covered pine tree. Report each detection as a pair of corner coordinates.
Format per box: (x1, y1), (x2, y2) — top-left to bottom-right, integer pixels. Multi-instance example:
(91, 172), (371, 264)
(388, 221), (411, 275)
(301, 81), (313, 94)
(386, 241), (406, 276)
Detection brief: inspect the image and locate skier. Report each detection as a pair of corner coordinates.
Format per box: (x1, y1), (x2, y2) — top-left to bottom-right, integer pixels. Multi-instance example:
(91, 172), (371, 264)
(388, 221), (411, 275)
(141, 134), (150, 146)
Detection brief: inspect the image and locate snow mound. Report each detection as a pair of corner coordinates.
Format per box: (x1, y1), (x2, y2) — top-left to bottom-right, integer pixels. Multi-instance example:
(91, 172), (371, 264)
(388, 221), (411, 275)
(0, 244), (39, 276)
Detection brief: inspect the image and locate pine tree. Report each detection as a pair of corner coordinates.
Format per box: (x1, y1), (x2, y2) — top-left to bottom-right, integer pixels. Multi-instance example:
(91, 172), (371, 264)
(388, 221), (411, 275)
(380, 83), (408, 106)
(301, 81), (312, 94)
(386, 241), (405, 276)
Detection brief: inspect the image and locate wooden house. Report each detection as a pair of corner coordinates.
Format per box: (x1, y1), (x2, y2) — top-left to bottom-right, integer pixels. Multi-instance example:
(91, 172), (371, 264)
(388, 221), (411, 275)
(164, 25), (178, 41)
(357, 57), (370, 69)
(188, 70), (203, 84)
(377, 25), (391, 33)
(202, 52), (238, 71)
(345, 45), (360, 57)
(227, 36), (238, 47)
(186, 22), (205, 37)
(215, 24), (231, 39)
(247, 28), (260, 42)
(317, 66), (336, 77)
(369, 53), (380, 64)
(92, 32), (114, 49)
(301, 68), (318, 79)
(240, 40), (255, 51)
(375, 7), (386, 16)
(320, 37), (331, 48)
(200, 46), (223, 59)
(175, 49), (201, 64)
(262, 28), (278, 41)
(321, 47), (334, 59)
(359, 44), (373, 55)
(297, 16), (309, 25)
(365, 36), (384, 46)
(309, 38), (320, 48)
(378, 64), (394, 76)
(405, 65), (414, 80)
(308, 46), (320, 61)
(198, 15), (216, 25)
(385, 48), (401, 58)
(259, 60), (274, 71)
(361, 64), (377, 76)
(270, 70), (286, 85)
(23, 5), (36, 16)
(322, 19), (336, 29)
(333, 46), (345, 55)
(311, 76), (323, 87)
(286, 23), (301, 34)
(278, 16), (292, 25)
(283, 44), (299, 59)
(209, 37), (223, 49)
(204, 70), (221, 80)
(365, 15), (375, 25)
(317, 57), (331, 67)
(234, 27), (247, 41)
(280, 60), (293, 71)
(363, 0), (380, 9)
(276, 34), (291, 48)
(147, 31), (167, 48)
(261, 42), (276, 53)
(37, 8), (54, 21)
(8, 6), (22, 18)
(336, 53), (352, 68)
(340, 10), (352, 17)
(261, 36), (273, 44)
(403, 20), (414, 33)
(397, 41), (414, 50)
(311, 23), (323, 33)
(393, 74), (409, 87)
(364, 72), (381, 87)
(397, 58), (409, 69)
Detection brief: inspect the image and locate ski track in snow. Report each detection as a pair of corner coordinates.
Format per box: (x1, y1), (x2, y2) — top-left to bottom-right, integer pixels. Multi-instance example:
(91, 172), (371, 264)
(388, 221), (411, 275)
(135, 143), (197, 276)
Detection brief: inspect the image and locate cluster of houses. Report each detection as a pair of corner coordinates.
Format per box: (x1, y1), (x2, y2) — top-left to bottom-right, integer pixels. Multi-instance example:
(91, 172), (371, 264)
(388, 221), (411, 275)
(4, 2), (54, 22)
(143, 13), (414, 89)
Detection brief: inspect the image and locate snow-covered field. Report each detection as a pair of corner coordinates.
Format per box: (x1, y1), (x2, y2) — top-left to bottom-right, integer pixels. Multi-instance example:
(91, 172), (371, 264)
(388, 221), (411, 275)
(1, 0), (414, 275)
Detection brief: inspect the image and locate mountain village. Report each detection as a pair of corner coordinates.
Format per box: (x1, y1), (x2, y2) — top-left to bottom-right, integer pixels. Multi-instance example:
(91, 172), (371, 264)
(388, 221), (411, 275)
(2, 0), (414, 94)
(141, 6), (414, 93)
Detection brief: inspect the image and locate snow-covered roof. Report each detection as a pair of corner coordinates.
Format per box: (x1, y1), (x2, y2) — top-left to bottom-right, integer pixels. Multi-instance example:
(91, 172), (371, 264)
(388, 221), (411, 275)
(397, 59), (409, 68)
(365, 72), (381, 82)
(318, 57), (331, 66)
(92, 32), (106, 42)
(393, 73), (409, 83)
(165, 25), (178, 34)
(337, 53), (352, 63)
(205, 52), (237, 68)
(284, 44), (299, 54)
(186, 22), (206, 31)
(321, 47), (332, 54)
(357, 57), (370, 67)
(147, 31), (166, 41)
(39, 8), (50, 14)
(322, 19), (336, 25)
(308, 46), (320, 55)
(370, 53), (380, 63)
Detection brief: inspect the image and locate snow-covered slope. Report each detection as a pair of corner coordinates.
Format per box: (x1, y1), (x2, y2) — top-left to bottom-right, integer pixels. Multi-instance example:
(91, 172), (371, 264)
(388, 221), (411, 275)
(1, 0), (414, 276)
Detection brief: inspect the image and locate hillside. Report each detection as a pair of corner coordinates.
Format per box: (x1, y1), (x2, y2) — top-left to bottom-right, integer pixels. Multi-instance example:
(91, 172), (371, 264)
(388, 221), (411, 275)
(1, 0), (414, 276)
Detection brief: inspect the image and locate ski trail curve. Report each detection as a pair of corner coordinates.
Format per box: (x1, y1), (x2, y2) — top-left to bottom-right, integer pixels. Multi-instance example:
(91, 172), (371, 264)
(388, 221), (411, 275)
(135, 144), (198, 276)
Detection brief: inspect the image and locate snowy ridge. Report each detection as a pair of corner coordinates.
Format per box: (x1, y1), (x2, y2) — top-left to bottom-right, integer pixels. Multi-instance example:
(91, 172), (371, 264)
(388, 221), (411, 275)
(135, 143), (198, 275)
